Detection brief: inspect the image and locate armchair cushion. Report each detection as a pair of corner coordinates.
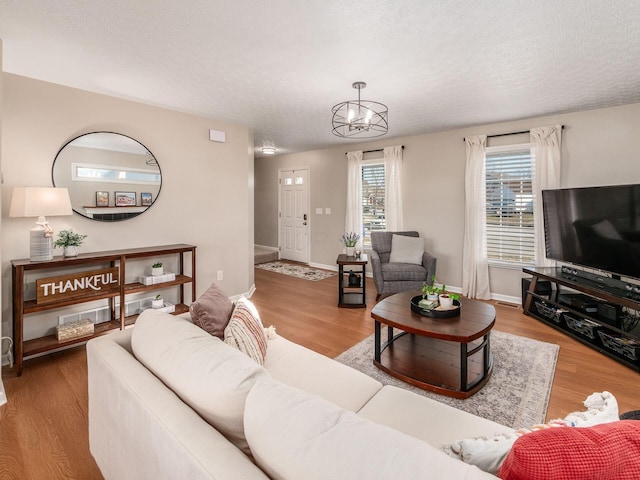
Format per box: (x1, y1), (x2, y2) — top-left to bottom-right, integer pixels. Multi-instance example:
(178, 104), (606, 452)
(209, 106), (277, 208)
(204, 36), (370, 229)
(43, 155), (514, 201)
(389, 234), (424, 265)
(382, 263), (428, 282)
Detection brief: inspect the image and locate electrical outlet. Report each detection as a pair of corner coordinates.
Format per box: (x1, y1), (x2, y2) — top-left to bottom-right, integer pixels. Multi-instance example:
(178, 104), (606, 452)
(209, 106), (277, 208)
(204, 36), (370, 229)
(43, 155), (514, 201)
(217, 271), (223, 281)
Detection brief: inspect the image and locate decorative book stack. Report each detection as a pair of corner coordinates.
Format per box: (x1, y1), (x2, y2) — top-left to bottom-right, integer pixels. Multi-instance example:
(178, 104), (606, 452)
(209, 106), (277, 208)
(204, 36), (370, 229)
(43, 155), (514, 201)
(139, 272), (176, 285)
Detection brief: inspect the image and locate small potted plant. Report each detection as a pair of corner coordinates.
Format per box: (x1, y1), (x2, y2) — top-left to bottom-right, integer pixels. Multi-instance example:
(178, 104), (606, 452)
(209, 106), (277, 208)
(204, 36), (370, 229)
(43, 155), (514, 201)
(438, 292), (460, 309)
(151, 261), (163, 276)
(53, 230), (87, 257)
(341, 232), (360, 257)
(152, 294), (164, 309)
(421, 275), (443, 301)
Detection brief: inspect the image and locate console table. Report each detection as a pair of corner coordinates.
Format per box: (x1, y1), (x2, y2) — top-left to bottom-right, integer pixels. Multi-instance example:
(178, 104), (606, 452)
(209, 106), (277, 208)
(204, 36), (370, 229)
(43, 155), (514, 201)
(12, 244), (196, 376)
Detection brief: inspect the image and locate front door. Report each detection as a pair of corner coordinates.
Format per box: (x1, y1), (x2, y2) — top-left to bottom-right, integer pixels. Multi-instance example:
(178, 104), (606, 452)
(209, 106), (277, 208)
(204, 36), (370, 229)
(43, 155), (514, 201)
(279, 168), (309, 263)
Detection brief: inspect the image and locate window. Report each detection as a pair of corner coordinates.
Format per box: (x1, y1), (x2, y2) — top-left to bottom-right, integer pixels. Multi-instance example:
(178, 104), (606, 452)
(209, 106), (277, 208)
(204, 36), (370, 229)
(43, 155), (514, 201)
(361, 162), (386, 247)
(72, 163), (161, 185)
(484, 144), (534, 265)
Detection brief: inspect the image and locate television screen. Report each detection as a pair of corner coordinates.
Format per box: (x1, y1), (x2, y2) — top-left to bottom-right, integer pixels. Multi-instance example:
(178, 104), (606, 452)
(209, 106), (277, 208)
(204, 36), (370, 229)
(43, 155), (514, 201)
(542, 184), (640, 280)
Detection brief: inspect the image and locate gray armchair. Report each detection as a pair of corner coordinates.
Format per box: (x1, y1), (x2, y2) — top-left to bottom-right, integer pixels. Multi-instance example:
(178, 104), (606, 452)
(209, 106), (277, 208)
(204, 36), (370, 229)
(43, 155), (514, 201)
(370, 231), (437, 301)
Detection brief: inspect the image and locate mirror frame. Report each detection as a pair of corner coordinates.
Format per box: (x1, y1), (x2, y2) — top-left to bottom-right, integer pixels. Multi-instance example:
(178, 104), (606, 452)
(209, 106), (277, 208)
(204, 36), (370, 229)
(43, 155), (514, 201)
(52, 132), (162, 222)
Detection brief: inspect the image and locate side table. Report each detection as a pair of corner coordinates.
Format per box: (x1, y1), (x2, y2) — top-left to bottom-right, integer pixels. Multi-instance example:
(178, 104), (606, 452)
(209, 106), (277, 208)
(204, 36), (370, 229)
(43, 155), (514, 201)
(337, 254), (368, 308)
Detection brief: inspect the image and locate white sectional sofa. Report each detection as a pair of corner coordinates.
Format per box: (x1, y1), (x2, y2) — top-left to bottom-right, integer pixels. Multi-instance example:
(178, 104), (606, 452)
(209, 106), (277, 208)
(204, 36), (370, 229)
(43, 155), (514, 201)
(87, 309), (514, 479)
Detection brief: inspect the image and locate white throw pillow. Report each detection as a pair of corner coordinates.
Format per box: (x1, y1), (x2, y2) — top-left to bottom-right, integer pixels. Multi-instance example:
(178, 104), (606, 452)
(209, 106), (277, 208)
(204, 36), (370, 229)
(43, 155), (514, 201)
(244, 377), (494, 480)
(131, 309), (268, 456)
(388, 234), (424, 265)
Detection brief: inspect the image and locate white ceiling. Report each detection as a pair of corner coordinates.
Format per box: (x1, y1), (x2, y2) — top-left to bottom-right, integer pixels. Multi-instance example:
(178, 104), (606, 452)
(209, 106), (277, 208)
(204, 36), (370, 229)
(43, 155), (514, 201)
(2, 1), (640, 158)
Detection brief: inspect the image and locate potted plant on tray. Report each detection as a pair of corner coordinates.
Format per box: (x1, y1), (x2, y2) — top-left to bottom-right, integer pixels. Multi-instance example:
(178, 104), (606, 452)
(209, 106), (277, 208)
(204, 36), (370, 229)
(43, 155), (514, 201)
(341, 232), (360, 257)
(53, 230), (87, 257)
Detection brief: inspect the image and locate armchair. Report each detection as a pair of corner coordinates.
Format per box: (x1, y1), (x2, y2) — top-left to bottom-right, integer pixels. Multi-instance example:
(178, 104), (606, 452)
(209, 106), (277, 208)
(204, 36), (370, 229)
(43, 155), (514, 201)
(370, 231), (437, 301)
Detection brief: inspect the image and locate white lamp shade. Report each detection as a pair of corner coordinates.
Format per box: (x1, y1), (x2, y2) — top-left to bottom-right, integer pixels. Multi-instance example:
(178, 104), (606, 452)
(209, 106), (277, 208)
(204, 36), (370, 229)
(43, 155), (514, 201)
(9, 187), (73, 218)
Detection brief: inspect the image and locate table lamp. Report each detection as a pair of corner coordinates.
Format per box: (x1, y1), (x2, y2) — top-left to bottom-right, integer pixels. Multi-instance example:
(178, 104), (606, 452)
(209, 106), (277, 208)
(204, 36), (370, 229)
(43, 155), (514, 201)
(9, 187), (73, 261)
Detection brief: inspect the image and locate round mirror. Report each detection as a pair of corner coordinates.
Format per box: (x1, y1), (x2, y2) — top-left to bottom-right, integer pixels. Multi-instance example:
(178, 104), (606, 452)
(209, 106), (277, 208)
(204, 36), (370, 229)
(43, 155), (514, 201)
(52, 132), (161, 221)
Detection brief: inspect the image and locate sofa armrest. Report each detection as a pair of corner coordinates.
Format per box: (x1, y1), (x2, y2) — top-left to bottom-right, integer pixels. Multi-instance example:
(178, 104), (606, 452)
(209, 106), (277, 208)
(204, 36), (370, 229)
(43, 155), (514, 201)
(422, 252), (437, 285)
(369, 249), (385, 294)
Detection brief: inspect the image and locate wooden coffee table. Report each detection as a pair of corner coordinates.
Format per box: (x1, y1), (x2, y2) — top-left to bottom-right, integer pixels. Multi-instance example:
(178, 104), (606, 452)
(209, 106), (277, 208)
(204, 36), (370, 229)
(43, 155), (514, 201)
(371, 291), (495, 399)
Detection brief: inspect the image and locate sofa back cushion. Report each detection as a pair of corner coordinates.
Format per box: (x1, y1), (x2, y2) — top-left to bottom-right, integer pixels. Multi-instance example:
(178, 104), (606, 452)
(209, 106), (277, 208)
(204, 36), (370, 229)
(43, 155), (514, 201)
(131, 309), (267, 455)
(244, 377), (496, 480)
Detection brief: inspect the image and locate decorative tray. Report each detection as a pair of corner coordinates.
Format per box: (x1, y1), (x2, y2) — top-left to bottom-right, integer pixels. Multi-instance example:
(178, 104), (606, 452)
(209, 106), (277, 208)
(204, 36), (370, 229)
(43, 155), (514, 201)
(410, 295), (461, 318)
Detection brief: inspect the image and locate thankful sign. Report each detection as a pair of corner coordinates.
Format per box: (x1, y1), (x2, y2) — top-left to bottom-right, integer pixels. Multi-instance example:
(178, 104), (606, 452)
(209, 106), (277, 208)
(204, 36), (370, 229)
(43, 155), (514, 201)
(36, 267), (120, 304)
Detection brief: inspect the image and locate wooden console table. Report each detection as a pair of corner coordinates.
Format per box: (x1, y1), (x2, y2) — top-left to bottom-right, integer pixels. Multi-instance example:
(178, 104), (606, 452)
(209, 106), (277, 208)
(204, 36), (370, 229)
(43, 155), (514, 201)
(12, 244), (196, 376)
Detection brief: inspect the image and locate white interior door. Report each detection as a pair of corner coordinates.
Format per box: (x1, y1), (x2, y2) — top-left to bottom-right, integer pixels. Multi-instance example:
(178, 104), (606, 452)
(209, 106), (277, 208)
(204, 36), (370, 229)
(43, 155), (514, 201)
(279, 169), (309, 263)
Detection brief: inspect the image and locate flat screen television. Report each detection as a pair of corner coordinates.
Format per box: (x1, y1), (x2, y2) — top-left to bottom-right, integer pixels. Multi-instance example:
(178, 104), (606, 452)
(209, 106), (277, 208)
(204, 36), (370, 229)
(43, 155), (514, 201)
(542, 184), (640, 280)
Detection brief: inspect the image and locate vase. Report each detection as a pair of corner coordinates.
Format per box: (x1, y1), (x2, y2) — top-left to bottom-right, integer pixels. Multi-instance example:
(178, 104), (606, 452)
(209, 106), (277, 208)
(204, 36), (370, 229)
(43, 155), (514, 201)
(152, 298), (164, 309)
(64, 246), (79, 257)
(426, 293), (439, 301)
(152, 266), (164, 276)
(346, 246), (356, 257)
(439, 294), (454, 308)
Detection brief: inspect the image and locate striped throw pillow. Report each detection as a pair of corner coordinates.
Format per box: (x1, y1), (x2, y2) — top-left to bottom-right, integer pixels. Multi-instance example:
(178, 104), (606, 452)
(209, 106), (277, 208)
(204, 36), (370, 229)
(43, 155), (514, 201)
(224, 297), (268, 365)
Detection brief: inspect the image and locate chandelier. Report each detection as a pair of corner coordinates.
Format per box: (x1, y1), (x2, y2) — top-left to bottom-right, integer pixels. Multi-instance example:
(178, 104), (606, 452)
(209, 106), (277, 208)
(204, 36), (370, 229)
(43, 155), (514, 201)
(331, 82), (388, 138)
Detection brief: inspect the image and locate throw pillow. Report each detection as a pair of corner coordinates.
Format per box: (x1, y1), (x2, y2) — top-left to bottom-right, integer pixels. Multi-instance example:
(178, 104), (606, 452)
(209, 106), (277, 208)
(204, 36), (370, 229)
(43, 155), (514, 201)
(224, 297), (268, 365)
(388, 234), (424, 265)
(244, 377), (495, 480)
(447, 391), (619, 475)
(499, 420), (640, 480)
(189, 282), (234, 339)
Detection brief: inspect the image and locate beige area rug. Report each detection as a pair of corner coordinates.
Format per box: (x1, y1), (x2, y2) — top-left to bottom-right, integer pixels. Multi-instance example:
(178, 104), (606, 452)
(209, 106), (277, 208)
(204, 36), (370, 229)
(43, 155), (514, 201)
(255, 261), (336, 281)
(335, 330), (559, 429)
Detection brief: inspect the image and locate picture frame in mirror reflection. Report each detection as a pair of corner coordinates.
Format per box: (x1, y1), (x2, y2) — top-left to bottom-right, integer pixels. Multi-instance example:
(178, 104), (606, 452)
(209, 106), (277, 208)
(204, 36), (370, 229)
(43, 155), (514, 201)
(115, 192), (136, 207)
(96, 191), (109, 207)
(140, 192), (152, 206)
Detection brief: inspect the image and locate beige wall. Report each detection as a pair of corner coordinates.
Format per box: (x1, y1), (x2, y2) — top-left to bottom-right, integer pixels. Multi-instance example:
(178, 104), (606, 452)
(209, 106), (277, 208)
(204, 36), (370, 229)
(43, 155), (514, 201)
(255, 102), (640, 302)
(1, 73), (254, 340)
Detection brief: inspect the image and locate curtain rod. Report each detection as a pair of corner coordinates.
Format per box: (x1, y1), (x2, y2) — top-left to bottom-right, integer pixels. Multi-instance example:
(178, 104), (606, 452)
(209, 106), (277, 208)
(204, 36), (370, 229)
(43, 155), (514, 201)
(344, 145), (405, 155)
(463, 125), (564, 142)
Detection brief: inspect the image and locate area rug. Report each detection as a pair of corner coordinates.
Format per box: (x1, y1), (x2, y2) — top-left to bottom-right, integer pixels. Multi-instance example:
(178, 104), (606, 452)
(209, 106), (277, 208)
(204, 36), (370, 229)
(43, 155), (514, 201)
(334, 330), (559, 429)
(255, 261), (336, 281)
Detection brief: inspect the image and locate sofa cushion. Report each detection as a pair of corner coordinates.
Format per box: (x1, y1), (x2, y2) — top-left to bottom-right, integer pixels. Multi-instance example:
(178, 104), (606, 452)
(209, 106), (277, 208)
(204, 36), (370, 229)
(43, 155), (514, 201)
(131, 309), (267, 456)
(381, 262), (427, 281)
(357, 385), (513, 448)
(224, 297), (268, 365)
(263, 334), (382, 412)
(499, 420), (640, 480)
(189, 282), (234, 339)
(244, 377), (496, 480)
(389, 234), (424, 265)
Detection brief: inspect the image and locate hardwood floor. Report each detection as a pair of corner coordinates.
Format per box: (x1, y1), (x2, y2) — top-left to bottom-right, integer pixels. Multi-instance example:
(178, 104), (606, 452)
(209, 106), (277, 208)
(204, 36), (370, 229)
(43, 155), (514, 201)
(1, 265), (639, 479)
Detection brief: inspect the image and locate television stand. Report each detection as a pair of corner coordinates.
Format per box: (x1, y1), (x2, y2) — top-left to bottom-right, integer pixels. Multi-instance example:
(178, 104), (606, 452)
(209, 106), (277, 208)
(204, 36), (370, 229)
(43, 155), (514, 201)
(523, 266), (640, 372)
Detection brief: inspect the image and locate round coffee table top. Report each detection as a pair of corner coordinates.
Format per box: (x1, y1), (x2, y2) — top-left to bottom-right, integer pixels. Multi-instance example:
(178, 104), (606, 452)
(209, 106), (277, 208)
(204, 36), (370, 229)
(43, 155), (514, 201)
(371, 291), (496, 342)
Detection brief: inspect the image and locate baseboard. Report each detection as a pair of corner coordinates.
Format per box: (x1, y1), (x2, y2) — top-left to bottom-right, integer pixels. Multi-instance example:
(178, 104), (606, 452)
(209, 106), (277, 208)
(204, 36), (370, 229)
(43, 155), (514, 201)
(490, 292), (521, 306)
(1, 353), (10, 367)
(232, 283), (256, 301)
(254, 244), (279, 252)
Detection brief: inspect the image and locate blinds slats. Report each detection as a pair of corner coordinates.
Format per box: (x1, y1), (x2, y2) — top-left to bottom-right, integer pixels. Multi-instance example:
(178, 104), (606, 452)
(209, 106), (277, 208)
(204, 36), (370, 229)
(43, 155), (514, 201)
(485, 148), (535, 262)
(362, 163), (386, 247)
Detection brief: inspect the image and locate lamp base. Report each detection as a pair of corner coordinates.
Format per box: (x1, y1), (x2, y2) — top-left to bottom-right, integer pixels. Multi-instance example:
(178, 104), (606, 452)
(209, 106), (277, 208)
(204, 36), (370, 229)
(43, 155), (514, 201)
(30, 227), (53, 261)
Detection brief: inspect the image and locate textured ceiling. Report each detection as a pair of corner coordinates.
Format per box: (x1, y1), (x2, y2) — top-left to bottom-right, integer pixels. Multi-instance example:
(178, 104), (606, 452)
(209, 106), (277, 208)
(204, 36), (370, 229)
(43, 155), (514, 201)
(1, 1), (640, 157)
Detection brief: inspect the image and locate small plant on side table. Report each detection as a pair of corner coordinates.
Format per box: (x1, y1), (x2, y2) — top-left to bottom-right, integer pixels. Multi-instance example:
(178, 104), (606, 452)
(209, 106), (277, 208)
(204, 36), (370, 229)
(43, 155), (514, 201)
(53, 230), (87, 257)
(341, 232), (360, 256)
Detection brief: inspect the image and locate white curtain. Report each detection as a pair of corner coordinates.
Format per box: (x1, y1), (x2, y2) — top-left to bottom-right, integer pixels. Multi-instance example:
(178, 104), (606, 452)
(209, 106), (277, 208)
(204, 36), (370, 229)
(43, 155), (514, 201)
(384, 145), (404, 231)
(345, 150), (363, 242)
(531, 125), (562, 267)
(462, 135), (491, 300)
